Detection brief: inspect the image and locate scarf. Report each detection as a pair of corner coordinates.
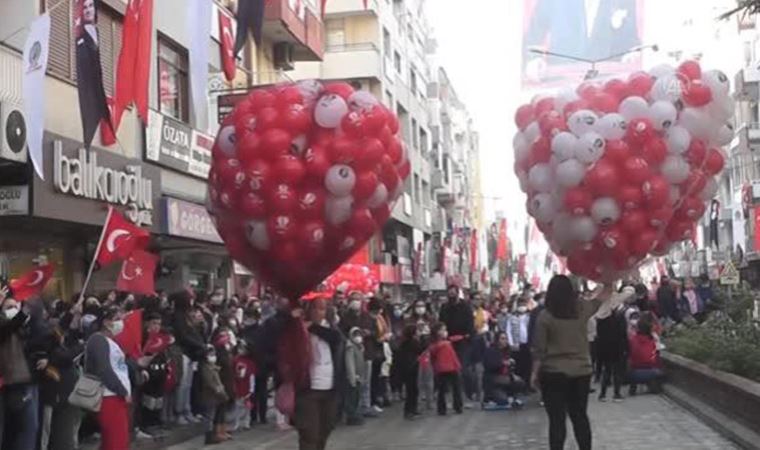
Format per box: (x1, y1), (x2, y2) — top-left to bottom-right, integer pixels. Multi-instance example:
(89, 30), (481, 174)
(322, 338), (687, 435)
(683, 290), (699, 315)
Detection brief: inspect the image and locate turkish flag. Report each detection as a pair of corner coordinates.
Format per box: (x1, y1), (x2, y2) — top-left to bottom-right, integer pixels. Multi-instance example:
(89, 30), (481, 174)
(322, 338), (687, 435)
(114, 309), (144, 359)
(470, 229), (478, 271)
(496, 219), (508, 262)
(219, 12), (236, 82)
(10, 264), (55, 301)
(113, 0), (153, 131)
(116, 250), (158, 296)
(95, 208), (150, 267)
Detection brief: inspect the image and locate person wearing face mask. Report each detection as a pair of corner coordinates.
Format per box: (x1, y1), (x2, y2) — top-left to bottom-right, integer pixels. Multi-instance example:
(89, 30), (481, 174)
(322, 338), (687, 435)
(343, 327), (366, 426)
(438, 284), (475, 404)
(200, 346), (229, 444)
(507, 298), (533, 384)
(212, 327), (237, 440)
(170, 291), (206, 426)
(406, 301), (433, 411)
(396, 324), (423, 420)
(84, 307), (132, 450)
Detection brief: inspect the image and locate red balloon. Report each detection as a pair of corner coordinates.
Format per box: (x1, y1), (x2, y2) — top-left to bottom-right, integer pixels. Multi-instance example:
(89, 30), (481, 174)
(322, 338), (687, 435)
(273, 155), (306, 185)
(260, 129), (292, 160)
(240, 192), (267, 219)
(347, 208), (376, 239)
(563, 99), (590, 117)
(386, 140), (403, 164)
(625, 118), (656, 147)
(585, 159), (620, 197)
(281, 103), (311, 134)
(631, 228), (658, 258)
(235, 113), (258, 140)
(244, 159), (273, 194)
(271, 240), (299, 262)
(303, 146), (331, 180)
(621, 209), (648, 235)
(617, 185), (643, 210)
(515, 104), (535, 130)
(297, 189), (326, 220)
(237, 132), (262, 163)
(677, 196), (706, 220)
(623, 157), (652, 185)
(682, 79), (712, 107)
(642, 175), (670, 208)
(577, 83), (600, 100)
(685, 139), (707, 166)
(256, 107), (281, 130)
(603, 78), (629, 100)
(371, 204), (392, 225)
(248, 89), (277, 112)
(275, 86), (304, 108)
(648, 206), (674, 229)
(397, 160), (411, 180)
(386, 109), (400, 135)
(564, 187), (593, 215)
(666, 219), (694, 242)
(311, 128), (335, 147)
(217, 158), (243, 182)
(627, 72), (654, 97)
(218, 187), (238, 210)
(604, 140), (630, 165)
(529, 136), (552, 167)
(704, 149), (725, 175)
(267, 214), (297, 243)
(677, 60), (702, 81)
(324, 82), (355, 100)
(353, 171), (379, 201)
(590, 92), (619, 114)
(328, 136), (359, 164)
(681, 169), (707, 195)
(538, 110), (565, 136)
(298, 220), (327, 253)
(379, 156), (401, 192)
(641, 137), (667, 165)
(354, 138), (385, 171)
(534, 97), (555, 116)
(341, 111), (366, 138)
(268, 184), (298, 214)
(363, 106), (388, 135)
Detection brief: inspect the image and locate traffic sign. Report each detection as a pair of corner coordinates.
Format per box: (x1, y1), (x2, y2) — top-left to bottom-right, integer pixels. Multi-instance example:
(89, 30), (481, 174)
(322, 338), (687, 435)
(720, 261), (740, 285)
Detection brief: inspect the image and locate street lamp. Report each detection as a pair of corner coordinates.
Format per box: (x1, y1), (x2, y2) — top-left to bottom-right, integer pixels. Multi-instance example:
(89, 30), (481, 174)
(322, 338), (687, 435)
(529, 44), (659, 80)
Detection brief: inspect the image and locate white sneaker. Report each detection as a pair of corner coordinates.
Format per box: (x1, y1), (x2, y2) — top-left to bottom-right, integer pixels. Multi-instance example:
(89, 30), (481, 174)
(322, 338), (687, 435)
(187, 414), (201, 424)
(136, 430), (152, 440)
(176, 416), (189, 426)
(372, 405), (384, 413)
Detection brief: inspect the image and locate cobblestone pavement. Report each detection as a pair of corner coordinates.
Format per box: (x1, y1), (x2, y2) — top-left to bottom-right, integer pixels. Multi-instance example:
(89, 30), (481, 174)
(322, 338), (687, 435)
(168, 393), (738, 450)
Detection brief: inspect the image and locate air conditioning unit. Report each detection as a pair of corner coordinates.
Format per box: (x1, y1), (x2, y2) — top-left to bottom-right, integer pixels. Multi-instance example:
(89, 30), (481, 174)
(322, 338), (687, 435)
(273, 42), (294, 71)
(0, 100), (27, 163)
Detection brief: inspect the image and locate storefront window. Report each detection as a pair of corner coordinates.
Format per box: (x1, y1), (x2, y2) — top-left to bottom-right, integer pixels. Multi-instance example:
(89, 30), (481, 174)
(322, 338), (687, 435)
(158, 36), (189, 123)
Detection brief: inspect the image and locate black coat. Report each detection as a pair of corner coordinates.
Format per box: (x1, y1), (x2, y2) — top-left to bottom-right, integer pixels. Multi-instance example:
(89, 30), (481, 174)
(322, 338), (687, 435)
(439, 301), (475, 338)
(595, 310), (628, 362)
(75, 30), (110, 147)
(395, 338), (423, 377)
(172, 313), (206, 361)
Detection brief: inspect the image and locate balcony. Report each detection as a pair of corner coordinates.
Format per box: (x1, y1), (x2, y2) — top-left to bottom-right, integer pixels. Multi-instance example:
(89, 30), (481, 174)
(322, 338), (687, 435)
(263, 0), (324, 61)
(735, 67), (760, 101)
(321, 43), (382, 80)
(324, 0), (380, 16)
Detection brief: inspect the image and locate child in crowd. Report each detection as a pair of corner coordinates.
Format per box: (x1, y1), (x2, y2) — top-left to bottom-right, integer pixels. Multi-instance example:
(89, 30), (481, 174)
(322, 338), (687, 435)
(397, 324), (423, 420)
(200, 346), (229, 445)
(428, 323), (463, 415)
(344, 327), (367, 426)
(232, 342), (257, 432)
(506, 298), (532, 383)
(627, 312), (665, 395)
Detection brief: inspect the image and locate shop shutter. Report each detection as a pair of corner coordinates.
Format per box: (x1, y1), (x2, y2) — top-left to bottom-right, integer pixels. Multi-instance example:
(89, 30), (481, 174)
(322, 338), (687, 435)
(47, 0), (74, 81)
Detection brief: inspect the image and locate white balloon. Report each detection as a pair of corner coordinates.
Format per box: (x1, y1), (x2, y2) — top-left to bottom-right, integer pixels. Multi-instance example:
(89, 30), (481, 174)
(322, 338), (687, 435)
(554, 87), (579, 112)
(528, 164), (555, 193)
(530, 193), (557, 223)
(649, 101), (678, 131)
(245, 220), (270, 250)
(595, 113), (627, 140)
(297, 79), (325, 107)
(661, 155), (690, 184)
(665, 125), (691, 154)
(551, 132), (578, 161)
(367, 183), (388, 209)
(347, 90), (379, 112)
(513, 132), (530, 163)
(590, 197), (621, 226)
(556, 159), (586, 188)
(216, 126), (237, 158)
(700, 177), (719, 200)
(570, 216), (598, 242)
(524, 121), (541, 144)
(325, 164), (356, 197)
(649, 63), (676, 79)
(679, 108), (712, 140)
(711, 122), (735, 147)
(706, 95), (735, 122)
(650, 74), (682, 103)
(314, 94), (349, 128)
(618, 96), (650, 121)
(574, 132), (606, 164)
(517, 170), (529, 193)
(325, 196), (354, 226)
(702, 70), (730, 97)
(567, 110), (598, 136)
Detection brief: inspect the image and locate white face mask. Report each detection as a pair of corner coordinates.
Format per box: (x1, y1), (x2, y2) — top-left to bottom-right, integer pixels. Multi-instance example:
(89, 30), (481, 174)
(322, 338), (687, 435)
(352, 336), (363, 345)
(4, 307), (19, 320)
(207, 355), (217, 364)
(415, 307), (426, 315)
(517, 306), (528, 314)
(349, 300), (361, 311)
(210, 295), (224, 305)
(109, 320), (125, 336)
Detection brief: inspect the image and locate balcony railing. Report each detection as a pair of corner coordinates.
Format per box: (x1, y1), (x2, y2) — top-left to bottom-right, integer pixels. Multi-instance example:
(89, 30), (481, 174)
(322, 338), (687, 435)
(326, 42), (379, 53)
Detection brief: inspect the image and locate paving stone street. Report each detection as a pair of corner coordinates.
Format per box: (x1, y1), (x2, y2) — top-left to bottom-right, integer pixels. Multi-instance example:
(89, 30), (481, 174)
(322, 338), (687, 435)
(167, 393), (738, 450)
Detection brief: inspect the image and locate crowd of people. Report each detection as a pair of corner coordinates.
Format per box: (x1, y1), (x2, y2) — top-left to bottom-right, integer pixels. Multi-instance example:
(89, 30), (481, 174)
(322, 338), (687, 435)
(0, 273), (714, 450)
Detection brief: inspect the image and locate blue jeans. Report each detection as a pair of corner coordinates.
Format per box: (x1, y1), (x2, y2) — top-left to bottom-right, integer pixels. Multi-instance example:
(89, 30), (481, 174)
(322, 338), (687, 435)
(629, 368), (664, 384)
(3, 384), (39, 450)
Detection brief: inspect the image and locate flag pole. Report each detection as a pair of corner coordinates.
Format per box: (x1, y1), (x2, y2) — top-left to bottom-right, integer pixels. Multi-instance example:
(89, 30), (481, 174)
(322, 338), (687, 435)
(79, 206), (114, 303)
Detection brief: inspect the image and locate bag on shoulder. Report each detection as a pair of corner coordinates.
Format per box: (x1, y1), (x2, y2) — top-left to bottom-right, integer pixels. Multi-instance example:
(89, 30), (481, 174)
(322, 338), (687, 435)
(68, 351), (104, 412)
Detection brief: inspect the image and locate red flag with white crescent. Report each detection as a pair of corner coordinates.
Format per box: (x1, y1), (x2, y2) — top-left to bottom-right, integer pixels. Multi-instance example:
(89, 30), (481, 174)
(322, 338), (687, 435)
(219, 11), (236, 81)
(496, 219), (508, 262)
(114, 0), (153, 131)
(95, 208), (150, 267)
(114, 309), (144, 359)
(10, 264), (55, 301)
(116, 250), (158, 295)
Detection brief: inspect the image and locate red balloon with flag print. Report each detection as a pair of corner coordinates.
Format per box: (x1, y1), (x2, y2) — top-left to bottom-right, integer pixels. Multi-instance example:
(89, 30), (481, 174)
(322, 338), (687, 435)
(514, 61), (733, 282)
(207, 80), (407, 300)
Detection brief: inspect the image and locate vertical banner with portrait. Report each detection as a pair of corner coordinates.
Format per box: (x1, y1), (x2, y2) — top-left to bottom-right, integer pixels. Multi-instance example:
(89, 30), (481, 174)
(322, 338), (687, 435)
(74, 0), (111, 149)
(522, 0), (645, 89)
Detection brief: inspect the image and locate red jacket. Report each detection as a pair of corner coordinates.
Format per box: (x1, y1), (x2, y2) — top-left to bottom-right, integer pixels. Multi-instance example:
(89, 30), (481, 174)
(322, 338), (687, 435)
(429, 340), (462, 374)
(628, 333), (660, 370)
(233, 355), (257, 399)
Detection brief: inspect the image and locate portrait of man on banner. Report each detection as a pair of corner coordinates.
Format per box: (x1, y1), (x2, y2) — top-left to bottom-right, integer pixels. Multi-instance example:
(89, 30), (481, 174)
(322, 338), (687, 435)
(522, 0), (644, 87)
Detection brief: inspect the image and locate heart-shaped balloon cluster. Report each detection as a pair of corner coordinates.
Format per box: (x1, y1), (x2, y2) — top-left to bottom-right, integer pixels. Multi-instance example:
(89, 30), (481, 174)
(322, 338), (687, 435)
(207, 80), (409, 299)
(322, 263), (379, 295)
(513, 61), (732, 282)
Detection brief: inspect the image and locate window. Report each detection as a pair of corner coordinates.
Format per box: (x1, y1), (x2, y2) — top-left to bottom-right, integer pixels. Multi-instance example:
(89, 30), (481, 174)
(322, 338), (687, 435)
(411, 118), (419, 149)
(385, 90), (394, 109)
(326, 19), (345, 50)
(420, 128), (429, 154)
(394, 51), (402, 74)
(158, 35), (190, 123)
(46, 0), (123, 96)
(410, 68), (417, 93)
(422, 180), (430, 205)
(413, 174), (420, 204)
(383, 27), (391, 56)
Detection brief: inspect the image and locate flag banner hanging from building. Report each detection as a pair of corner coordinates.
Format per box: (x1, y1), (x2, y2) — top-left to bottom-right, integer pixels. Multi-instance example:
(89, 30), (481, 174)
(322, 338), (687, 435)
(95, 207), (150, 267)
(116, 251), (158, 296)
(10, 264), (55, 301)
(234, 0), (265, 56)
(114, 309), (144, 359)
(22, 13), (51, 180)
(74, 0), (112, 149)
(188, 0), (213, 129)
(219, 11), (237, 82)
(114, 0), (154, 132)
(496, 219), (508, 262)
(470, 229), (478, 272)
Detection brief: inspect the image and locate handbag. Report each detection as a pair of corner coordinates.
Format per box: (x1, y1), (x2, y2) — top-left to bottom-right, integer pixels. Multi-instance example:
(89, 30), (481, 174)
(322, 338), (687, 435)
(68, 351), (104, 412)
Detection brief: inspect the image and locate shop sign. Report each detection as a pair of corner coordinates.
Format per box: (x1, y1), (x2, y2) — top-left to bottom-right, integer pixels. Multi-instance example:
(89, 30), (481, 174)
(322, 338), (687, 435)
(400, 263), (414, 285)
(0, 185), (29, 216)
(145, 110), (213, 179)
(53, 142), (154, 226)
(163, 197), (222, 243)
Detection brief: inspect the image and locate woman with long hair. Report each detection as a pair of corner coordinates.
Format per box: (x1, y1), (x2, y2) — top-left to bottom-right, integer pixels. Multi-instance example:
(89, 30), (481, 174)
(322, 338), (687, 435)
(531, 275), (613, 450)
